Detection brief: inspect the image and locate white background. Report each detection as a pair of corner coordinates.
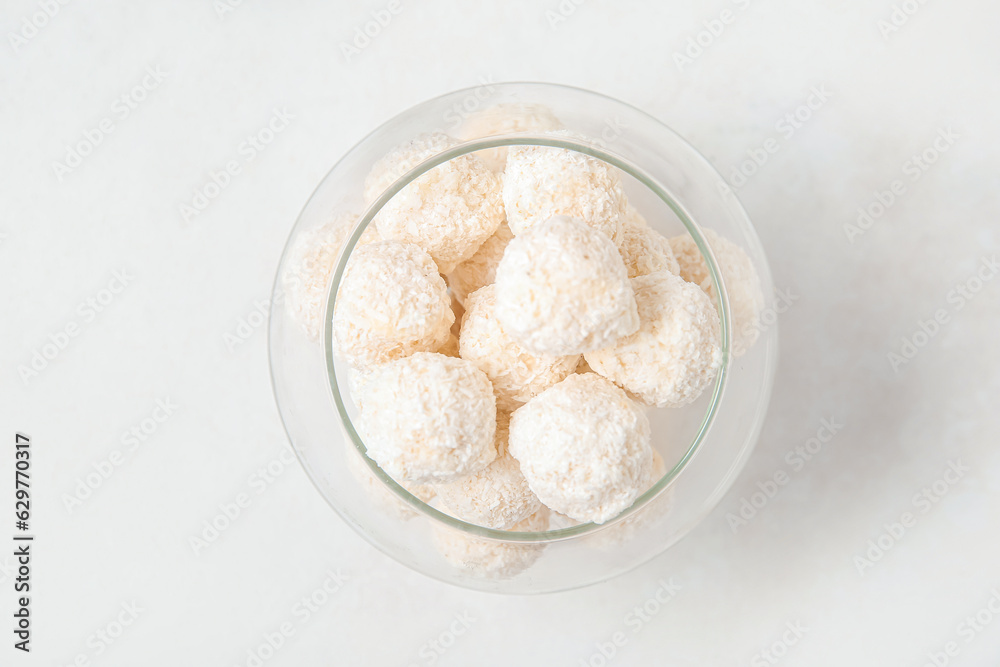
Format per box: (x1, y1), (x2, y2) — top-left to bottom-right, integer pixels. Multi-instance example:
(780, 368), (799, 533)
(3, 1), (999, 665)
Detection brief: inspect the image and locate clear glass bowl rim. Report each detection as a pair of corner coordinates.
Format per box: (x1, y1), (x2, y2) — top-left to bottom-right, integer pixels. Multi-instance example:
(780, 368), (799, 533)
(311, 101), (736, 544)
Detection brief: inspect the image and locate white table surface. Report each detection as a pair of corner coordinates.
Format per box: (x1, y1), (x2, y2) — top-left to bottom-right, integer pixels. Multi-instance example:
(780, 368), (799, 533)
(3, 1), (999, 665)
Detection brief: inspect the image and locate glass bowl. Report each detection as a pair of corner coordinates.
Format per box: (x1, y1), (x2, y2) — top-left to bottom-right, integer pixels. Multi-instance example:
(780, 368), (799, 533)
(268, 82), (777, 594)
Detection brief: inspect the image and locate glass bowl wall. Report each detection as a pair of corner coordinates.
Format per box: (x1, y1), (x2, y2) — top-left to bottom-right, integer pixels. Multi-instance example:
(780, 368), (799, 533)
(268, 82), (778, 593)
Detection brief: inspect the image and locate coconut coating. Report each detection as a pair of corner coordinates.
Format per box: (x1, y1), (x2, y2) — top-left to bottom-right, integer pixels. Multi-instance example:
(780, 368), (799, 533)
(619, 208), (680, 279)
(669, 228), (764, 357)
(333, 241), (454, 370)
(431, 506), (549, 579)
(369, 133), (504, 273)
(624, 202), (650, 229)
(669, 232), (710, 287)
(358, 352), (497, 484)
(346, 367), (371, 410)
(503, 131), (627, 244)
(459, 285), (579, 410)
(458, 103), (563, 172)
(587, 450), (674, 551)
(495, 215), (639, 356)
(344, 442), (436, 521)
(447, 220), (514, 304)
(343, 331), (455, 410)
(508, 373), (653, 524)
(363, 132), (458, 205)
(281, 213), (379, 341)
(585, 272), (722, 408)
(435, 412), (541, 529)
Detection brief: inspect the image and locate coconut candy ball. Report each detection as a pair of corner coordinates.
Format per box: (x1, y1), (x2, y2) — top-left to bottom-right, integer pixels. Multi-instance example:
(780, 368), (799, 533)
(346, 367), (371, 410)
(459, 284), (579, 411)
(502, 131), (627, 244)
(447, 220), (514, 304)
(624, 202), (650, 228)
(458, 103), (564, 172)
(333, 241), (454, 370)
(345, 342), (457, 408)
(281, 213), (379, 341)
(669, 228), (764, 357)
(618, 206), (680, 279)
(358, 352), (497, 484)
(508, 373), (653, 524)
(367, 132), (504, 273)
(585, 271), (722, 408)
(495, 215), (639, 356)
(431, 506), (550, 579)
(435, 412), (541, 529)
(587, 449), (674, 551)
(363, 131), (457, 205)
(344, 440), (436, 521)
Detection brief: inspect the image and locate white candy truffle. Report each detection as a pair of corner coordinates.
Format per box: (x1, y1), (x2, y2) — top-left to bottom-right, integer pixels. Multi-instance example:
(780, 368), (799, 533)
(281, 213), (378, 341)
(435, 412), (541, 529)
(363, 132), (457, 205)
(618, 208), (680, 279)
(344, 442), (436, 521)
(431, 506), (549, 579)
(503, 131), (627, 244)
(624, 203), (650, 229)
(508, 373), (653, 524)
(459, 285), (579, 410)
(587, 450), (674, 551)
(495, 215), (639, 356)
(669, 228), (764, 357)
(458, 103), (564, 172)
(585, 271), (722, 408)
(367, 132), (504, 273)
(358, 352), (497, 484)
(447, 220), (514, 304)
(333, 241), (454, 370)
